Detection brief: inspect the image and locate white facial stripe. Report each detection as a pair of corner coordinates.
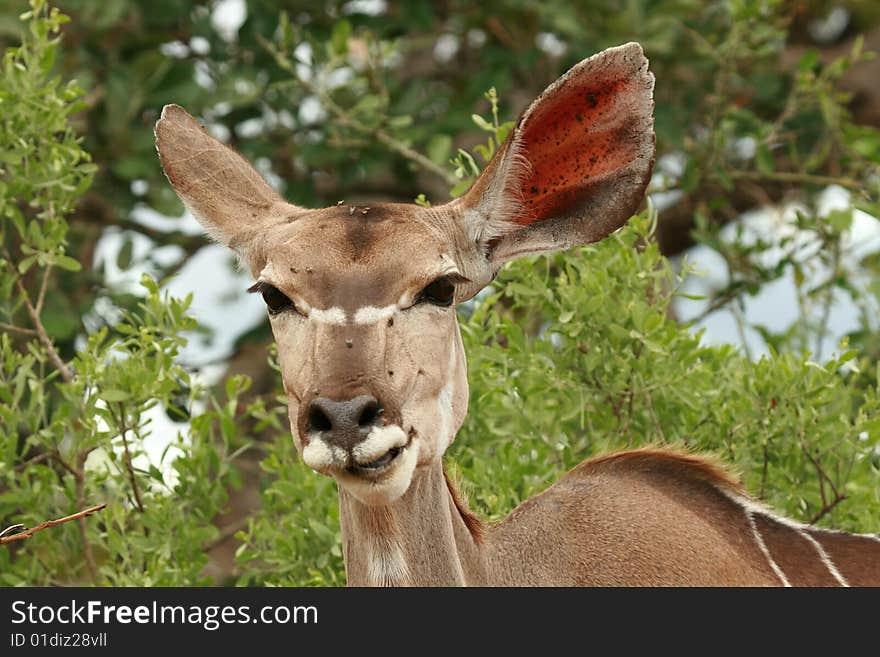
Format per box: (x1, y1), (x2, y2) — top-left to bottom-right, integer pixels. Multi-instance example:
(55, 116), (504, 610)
(352, 425), (408, 465)
(353, 305), (397, 325)
(436, 336), (457, 451)
(309, 307), (347, 325)
(302, 437), (347, 471)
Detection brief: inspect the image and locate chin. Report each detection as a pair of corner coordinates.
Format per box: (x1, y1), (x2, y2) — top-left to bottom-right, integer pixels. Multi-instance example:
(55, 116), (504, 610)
(336, 438), (421, 506)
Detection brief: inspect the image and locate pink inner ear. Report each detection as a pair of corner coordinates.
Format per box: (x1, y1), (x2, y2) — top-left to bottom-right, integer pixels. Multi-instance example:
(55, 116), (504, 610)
(512, 75), (643, 226)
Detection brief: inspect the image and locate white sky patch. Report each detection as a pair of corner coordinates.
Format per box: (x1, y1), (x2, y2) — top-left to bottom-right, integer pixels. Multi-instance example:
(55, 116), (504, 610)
(159, 40), (189, 59)
(298, 95), (326, 125)
(535, 32), (567, 58)
(130, 179), (148, 196)
(161, 244), (267, 366)
(131, 204), (204, 235)
(734, 135), (757, 160)
(206, 121), (230, 141)
(94, 229), (160, 294)
(673, 185), (880, 359)
(234, 78), (256, 96)
(189, 36), (211, 55)
(254, 156), (284, 191)
(293, 42), (313, 83)
(809, 6), (849, 43)
(433, 34), (460, 64)
(325, 66), (355, 90)
(294, 41), (313, 65)
(194, 60), (215, 89)
(212, 0), (247, 42)
(467, 28), (487, 48)
(235, 117), (264, 139)
(342, 0), (388, 16)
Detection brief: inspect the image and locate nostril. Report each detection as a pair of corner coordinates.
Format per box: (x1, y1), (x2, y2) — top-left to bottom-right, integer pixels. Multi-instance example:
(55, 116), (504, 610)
(357, 401), (382, 428)
(307, 405), (333, 433)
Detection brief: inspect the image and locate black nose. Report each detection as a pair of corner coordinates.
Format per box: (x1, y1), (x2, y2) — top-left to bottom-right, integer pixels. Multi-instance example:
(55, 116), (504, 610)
(306, 395), (383, 449)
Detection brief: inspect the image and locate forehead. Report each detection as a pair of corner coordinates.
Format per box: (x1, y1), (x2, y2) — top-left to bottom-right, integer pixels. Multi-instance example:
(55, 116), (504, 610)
(262, 203), (451, 309)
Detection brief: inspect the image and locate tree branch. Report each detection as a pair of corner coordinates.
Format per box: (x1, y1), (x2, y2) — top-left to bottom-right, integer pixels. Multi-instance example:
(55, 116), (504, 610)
(1, 504), (106, 545)
(0, 322), (36, 336)
(114, 403), (145, 514)
(2, 249), (74, 383)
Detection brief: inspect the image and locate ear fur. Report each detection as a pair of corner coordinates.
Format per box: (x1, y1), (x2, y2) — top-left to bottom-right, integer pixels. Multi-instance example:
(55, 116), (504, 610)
(459, 42), (655, 265)
(154, 105), (301, 271)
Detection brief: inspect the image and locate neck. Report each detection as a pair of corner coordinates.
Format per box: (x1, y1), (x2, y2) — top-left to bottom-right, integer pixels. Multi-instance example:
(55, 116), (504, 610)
(338, 461), (486, 586)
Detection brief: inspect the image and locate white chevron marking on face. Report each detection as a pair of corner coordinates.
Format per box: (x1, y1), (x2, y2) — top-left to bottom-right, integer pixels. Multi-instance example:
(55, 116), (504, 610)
(353, 305), (398, 325)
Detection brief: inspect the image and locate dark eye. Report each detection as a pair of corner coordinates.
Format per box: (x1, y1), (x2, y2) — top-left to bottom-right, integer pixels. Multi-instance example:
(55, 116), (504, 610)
(249, 282), (295, 315)
(416, 276), (455, 307)
(263, 285), (295, 314)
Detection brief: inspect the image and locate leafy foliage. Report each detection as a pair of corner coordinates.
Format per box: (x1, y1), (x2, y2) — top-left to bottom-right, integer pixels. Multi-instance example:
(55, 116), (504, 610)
(1, 2), (879, 587)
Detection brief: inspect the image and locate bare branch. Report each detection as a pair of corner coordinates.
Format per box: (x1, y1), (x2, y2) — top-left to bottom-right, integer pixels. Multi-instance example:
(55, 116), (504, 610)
(728, 169), (863, 192)
(809, 494), (847, 525)
(0, 322), (36, 336)
(35, 263), (52, 316)
(2, 249), (74, 383)
(114, 403), (145, 513)
(1, 504), (106, 545)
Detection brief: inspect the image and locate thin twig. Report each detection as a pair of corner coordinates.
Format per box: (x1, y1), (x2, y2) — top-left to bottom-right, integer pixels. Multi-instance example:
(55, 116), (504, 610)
(13, 451), (52, 472)
(728, 169), (863, 191)
(74, 452), (100, 583)
(35, 263), (52, 315)
(760, 441), (769, 499)
(2, 248), (74, 383)
(641, 385), (666, 443)
(204, 517), (252, 552)
(800, 441), (847, 525)
(809, 494), (847, 525)
(114, 403), (145, 513)
(0, 322), (37, 336)
(1, 504), (106, 545)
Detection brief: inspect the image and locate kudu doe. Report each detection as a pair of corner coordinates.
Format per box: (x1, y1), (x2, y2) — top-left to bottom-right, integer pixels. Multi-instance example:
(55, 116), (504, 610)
(155, 43), (880, 586)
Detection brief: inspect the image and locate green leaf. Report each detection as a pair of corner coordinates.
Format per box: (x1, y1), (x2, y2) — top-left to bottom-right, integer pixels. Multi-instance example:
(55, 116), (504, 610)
(471, 113), (494, 132)
(755, 144), (774, 174)
(331, 20), (352, 55)
(53, 254), (81, 272)
(426, 134), (452, 165)
(101, 389), (130, 402)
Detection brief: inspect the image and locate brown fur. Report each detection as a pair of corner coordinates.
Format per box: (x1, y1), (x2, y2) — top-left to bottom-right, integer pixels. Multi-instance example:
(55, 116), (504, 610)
(443, 468), (485, 544)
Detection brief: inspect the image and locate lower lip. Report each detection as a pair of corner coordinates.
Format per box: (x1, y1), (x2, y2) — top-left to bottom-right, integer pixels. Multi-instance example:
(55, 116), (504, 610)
(348, 433), (414, 476)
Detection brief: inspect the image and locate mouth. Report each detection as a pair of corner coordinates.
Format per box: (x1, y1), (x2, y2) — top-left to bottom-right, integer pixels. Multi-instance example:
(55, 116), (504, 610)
(350, 446), (402, 472)
(347, 430), (415, 478)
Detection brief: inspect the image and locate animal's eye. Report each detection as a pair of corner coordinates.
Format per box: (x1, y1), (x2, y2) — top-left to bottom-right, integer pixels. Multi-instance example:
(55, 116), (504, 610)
(249, 282), (295, 315)
(416, 276), (455, 307)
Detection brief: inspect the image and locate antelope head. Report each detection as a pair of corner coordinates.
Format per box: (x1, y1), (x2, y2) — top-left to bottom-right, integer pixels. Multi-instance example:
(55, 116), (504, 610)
(155, 43), (655, 508)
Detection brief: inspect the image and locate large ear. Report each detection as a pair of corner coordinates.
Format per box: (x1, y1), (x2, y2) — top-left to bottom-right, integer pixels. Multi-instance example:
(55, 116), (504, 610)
(154, 104), (299, 269)
(459, 42), (655, 264)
